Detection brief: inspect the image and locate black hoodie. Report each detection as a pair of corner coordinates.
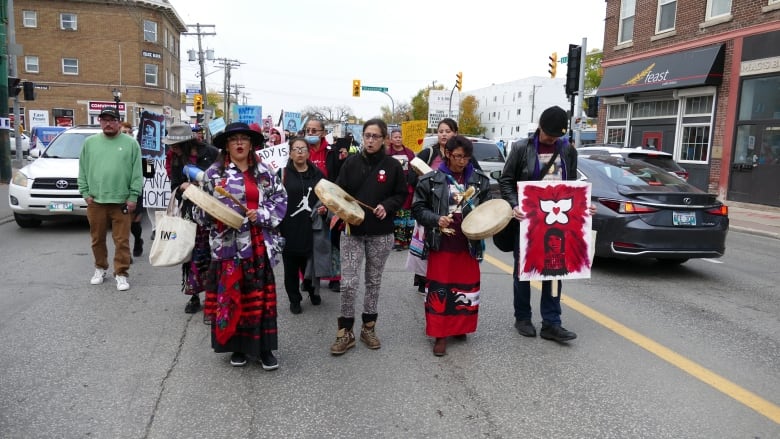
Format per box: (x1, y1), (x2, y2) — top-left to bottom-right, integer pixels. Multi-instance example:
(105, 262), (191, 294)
(279, 160), (324, 253)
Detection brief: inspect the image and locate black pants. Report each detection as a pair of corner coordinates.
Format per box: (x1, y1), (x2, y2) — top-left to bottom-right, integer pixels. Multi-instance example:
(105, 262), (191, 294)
(282, 251), (309, 305)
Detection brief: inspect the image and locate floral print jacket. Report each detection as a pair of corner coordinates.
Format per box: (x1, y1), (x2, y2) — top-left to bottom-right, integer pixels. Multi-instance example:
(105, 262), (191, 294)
(197, 160), (288, 266)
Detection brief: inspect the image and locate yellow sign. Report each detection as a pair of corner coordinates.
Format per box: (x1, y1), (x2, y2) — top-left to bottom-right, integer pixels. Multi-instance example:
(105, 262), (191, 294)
(401, 120), (428, 153)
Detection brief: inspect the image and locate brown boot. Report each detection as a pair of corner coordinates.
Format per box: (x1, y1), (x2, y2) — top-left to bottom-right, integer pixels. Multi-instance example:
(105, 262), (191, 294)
(331, 317), (356, 355)
(360, 321), (381, 349)
(433, 337), (447, 356)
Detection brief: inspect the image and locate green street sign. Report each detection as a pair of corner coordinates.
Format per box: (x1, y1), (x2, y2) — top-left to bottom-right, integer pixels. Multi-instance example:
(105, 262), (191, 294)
(361, 86), (389, 92)
(560, 56), (568, 64)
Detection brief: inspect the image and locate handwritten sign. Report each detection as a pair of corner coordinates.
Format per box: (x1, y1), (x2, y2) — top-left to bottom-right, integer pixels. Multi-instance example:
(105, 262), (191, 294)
(209, 117), (226, 135)
(235, 105), (262, 125)
(256, 142), (289, 173)
(142, 159), (172, 209)
(401, 120), (428, 153)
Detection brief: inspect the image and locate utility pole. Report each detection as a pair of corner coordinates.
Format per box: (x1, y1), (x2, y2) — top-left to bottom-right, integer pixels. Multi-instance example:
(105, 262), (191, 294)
(1, 1), (11, 181)
(183, 23), (215, 110)
(232, 84), (244, 107)
(216, 58), (241, 122)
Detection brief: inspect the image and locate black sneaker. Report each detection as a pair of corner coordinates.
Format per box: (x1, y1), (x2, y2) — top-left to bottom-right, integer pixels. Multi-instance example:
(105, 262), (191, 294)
(133, 238), (144, 257)
(540, 324), (577, 342)
(328, 280), (340, 292)
(290, 302), (302, 314)
(184, 296), (201, 314)
(230, 352), (247, 367)
(301, 281), (314, 295)
(310, 293), (322, 305)
(259, 351), (279, 371)
(514, 319), (537, 337)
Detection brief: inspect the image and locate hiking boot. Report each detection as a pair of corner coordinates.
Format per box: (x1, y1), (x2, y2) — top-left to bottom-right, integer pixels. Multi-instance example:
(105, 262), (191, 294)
(360, 321), (381, 349)
(133, 238), (144, 257)
(90, 268), (106, 285)
(540, 324), (577, 342)
(259, 351), (279, 371)
(514, 319), (537, 337)
(330, 328), (355, 355)
(115, 275), (130, 291)
(433, 337), (447, 356)
(230, 352), (247, 367)
(184, 295), (201, 314)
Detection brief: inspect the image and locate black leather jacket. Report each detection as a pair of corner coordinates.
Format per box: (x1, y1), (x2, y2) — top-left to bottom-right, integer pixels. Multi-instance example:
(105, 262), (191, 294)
(411, 168), (491, 258)
(498, 131), (578, 209)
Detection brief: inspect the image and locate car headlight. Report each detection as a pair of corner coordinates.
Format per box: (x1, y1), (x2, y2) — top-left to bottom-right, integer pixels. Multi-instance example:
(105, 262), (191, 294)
(11, 171), (29, 187)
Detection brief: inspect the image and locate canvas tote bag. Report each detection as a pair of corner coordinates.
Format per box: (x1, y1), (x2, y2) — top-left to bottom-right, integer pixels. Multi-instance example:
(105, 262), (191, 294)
(149, 197), (197, 267)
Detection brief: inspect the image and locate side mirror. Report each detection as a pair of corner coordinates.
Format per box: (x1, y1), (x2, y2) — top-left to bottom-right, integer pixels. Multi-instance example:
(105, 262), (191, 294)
(490, 170), (502, 180)
(30, 149), (41, 159)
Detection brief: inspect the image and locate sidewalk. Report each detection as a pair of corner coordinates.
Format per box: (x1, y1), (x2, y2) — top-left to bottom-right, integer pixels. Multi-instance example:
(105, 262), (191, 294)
(2, 174), (780, 238)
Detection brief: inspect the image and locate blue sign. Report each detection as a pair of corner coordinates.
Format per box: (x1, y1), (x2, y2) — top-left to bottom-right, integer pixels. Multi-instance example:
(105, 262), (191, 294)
(283, 112), (301, 133)
(209, 117), (226, 135)
(235, 105), (262, 125)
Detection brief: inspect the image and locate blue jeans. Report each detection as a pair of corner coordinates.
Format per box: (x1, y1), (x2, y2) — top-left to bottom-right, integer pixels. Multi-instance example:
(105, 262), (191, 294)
(513, 240), (562, 325)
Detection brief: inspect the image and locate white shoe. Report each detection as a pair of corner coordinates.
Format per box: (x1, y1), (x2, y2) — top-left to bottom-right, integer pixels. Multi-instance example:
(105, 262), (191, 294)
(116, 275), (130, 291)
(90, 269), (106, 285)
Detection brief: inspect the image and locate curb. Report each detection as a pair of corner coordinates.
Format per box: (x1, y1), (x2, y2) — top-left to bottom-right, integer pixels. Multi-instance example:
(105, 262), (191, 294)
(729, 225), (780, 240)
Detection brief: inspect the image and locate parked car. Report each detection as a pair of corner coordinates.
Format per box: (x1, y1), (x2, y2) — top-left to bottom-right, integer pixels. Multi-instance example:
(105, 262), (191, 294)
(422, 135), (505, 173)
(487, 154), (728, 265)
(579, 155), (727, 264)
(9, 130), (31, 157)
(29, 126), (68, 153)
(577, 144), (689, 181)
(8, 126), (102, 227)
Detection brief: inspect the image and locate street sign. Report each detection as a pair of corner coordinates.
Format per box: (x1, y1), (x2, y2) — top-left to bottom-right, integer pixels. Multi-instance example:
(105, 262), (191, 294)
(34, 84), (50, 90)
(560, 56), (568, 64)
(361, 86), (388, 92)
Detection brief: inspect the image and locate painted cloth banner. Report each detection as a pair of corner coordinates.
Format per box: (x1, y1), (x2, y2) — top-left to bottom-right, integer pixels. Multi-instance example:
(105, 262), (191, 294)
(137, 111), (170, 209)
(235, 105), (262, 126)
(517, 181), (592, 281)
(283, 112), (301, 134)
(401, 120), (428, 153)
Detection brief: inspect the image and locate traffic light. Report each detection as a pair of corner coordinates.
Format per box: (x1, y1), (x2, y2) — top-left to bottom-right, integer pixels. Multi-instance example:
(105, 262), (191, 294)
(585, 96), (599, 118)
(193, 93), (203, 113)
(455, 71), (463, 92)
(548, 52), (558, 78)
(23, 81), (36, 101)
(8, 77), (21, 97)
(352, 79), (361, 97)
(565, 44), (582, 97)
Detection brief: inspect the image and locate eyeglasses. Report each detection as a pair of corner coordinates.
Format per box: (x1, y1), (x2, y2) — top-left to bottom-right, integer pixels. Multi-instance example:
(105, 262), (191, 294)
(450, 153), (471, 161)
(305, 128), (323, 134)
(228, 135), (251, 143)
(100, 118), (118, 123)
(291, 146), (308, 153)
(363, 133), (383, 140)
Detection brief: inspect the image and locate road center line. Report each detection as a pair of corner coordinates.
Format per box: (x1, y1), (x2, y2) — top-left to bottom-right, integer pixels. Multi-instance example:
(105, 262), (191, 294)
(483, 253), (780, 425)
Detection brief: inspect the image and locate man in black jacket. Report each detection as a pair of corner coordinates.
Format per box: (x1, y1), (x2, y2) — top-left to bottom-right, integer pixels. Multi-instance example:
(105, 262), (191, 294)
(498, 106), (580, 342)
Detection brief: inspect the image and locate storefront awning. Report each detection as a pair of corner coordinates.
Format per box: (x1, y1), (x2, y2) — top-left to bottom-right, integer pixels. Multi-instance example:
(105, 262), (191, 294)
(597, 44), (725, 97)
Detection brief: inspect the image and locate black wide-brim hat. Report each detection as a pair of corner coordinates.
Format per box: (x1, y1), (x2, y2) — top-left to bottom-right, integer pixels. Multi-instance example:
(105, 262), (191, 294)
(212, 122), (264, 149)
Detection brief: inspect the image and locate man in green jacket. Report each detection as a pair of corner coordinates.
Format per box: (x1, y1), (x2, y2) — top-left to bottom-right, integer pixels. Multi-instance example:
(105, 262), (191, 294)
(78, 107), (143, 291)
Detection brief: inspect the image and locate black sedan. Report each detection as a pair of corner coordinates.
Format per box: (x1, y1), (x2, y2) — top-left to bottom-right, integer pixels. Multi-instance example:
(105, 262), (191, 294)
(579, 155), (728, 264)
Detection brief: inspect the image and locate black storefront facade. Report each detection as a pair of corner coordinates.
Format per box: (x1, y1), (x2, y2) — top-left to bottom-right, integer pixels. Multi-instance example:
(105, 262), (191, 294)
(597, 44), (725, 191)
(729, 30), (780, 207)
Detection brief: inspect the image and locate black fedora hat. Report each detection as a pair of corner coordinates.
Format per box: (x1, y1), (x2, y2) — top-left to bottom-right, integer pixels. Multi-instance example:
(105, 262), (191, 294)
(212, 122), (264, 149)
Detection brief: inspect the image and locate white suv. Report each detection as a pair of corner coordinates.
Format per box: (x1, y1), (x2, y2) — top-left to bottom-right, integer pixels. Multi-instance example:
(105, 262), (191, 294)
(8, 126), (102, 227)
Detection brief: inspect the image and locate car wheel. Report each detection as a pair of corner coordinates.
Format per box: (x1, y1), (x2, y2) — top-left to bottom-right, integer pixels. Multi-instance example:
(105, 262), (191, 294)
(14, 214), (42, 228)
(656, 257), (689, 265)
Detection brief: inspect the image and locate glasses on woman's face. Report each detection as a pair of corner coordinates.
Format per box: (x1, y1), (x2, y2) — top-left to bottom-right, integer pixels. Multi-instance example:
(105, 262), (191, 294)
(291, 146), (308, 153)
(363, 133), (383, 141)
(450, 153), (471, 161)
(228, 135), (251, 143)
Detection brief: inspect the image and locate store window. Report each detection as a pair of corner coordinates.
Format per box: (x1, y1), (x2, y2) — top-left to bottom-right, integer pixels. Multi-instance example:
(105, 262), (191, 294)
(631, 100), (678, 118)
(606, 103), (629, 144)
(738, 76), (780, 121)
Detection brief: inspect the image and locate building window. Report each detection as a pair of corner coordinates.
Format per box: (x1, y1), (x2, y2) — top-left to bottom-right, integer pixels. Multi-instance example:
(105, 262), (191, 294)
(163, 28), (168, 49)
(60, 13), (77, 30)
(517, 108), (522, 115)
(706, 0), (731, 20)
(607, 103), (628, 120)
(656, 0), (676, 33)
(606, 128), (626, 144)
(171, 36), (176, 55)
(62, 58), (78, 75)
(145, 64), (158, 86)
(631, 100), (678, 118)
(619, 0), (636, 44)
(22, 10), (37, 27)
(144, 20), (157, 42)
(684, 96), (714, 116)
(679, 126), (710, 162)
(25, 56), (39, 73)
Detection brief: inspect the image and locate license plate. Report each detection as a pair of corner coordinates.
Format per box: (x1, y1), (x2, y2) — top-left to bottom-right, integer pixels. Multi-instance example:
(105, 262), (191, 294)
(673, 211), (696, 226)
(49, 201), (73, 212)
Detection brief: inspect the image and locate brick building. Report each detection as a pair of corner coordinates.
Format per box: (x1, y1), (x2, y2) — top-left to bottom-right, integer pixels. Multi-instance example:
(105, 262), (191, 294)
(597, 0), (780, 207)
(12, 0), (185, 128)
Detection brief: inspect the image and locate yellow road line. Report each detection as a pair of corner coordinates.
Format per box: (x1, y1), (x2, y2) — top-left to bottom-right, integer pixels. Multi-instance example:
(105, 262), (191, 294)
(483, 253), (780, 424)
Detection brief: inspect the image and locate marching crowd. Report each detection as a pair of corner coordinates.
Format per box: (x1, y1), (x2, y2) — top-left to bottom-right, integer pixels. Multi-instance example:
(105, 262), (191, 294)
(77, 105), (589, 369)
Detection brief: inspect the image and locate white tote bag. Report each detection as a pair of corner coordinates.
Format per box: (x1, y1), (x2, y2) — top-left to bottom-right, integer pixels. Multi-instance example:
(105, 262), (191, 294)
(148, 197), (197, 267)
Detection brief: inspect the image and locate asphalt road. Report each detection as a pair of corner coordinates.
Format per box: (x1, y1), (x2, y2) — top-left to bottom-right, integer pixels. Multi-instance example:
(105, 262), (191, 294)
(0, 218), (778, 438)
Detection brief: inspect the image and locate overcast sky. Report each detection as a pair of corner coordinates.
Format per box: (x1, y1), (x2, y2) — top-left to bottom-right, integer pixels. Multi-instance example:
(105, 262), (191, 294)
(169, 0), (607, 122)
